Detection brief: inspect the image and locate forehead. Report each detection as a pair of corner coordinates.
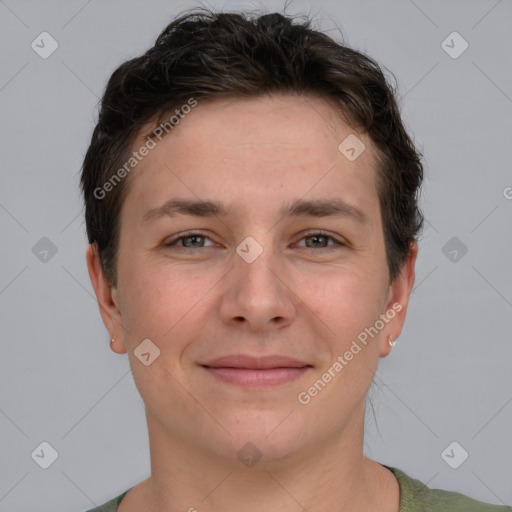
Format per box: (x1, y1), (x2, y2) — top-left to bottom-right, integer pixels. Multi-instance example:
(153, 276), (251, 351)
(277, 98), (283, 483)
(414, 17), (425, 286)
(142, 94), (367, 158)
(122, 94), (380, 224)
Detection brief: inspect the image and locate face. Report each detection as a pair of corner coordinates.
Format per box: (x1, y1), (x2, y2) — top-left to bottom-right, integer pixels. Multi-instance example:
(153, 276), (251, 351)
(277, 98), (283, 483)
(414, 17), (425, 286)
(87, 94), (416, 466)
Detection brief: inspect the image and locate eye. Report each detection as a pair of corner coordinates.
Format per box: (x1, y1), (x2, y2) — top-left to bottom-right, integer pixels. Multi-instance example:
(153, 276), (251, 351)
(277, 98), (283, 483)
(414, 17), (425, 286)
(295, 230), (345, 249)
(163, 231), (217, 249)
(163, 230), (346, 251)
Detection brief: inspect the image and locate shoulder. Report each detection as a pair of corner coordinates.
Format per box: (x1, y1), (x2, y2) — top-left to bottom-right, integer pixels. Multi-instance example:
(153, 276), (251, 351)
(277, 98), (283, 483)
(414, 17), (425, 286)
(383, 465), (512, 512)
(83, 489), (130, 512)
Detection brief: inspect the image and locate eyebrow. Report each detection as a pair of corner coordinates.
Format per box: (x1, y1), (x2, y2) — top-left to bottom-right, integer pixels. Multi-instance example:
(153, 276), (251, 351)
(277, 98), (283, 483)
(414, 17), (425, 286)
(142, 198), (369, 224)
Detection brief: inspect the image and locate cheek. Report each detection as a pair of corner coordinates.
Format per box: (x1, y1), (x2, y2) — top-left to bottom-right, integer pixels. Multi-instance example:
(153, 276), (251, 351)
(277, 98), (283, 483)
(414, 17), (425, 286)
(118, 258), (224, 352)
(119, 268), (197, 397)
(118, 262), (189, 342)
(304, 265), (388, 339)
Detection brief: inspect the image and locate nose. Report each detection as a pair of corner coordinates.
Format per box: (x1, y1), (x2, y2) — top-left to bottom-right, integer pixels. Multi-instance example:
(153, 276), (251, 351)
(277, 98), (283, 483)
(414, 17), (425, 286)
(218, 239), (296, 332)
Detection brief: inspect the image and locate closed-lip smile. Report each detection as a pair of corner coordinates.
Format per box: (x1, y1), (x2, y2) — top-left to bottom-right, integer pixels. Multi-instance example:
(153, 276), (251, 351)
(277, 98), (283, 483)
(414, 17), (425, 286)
(200, 354), (313, 387)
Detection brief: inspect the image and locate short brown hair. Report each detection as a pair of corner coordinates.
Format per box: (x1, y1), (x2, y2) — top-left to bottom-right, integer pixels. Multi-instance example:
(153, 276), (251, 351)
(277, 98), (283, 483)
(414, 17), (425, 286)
(80, 8), (424, 288)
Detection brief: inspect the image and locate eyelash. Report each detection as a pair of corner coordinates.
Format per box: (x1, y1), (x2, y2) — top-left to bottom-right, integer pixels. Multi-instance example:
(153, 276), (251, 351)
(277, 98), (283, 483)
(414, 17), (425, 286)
(163, 230), (346, 250)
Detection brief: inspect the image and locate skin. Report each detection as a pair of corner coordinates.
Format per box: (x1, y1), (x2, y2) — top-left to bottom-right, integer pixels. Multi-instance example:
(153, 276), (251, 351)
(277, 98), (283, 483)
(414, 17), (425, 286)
(87, 93), (417, 512)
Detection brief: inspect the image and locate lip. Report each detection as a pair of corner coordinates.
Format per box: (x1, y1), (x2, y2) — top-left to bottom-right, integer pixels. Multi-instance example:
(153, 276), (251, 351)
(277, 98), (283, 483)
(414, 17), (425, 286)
(199, 355), (313, 388)
(201, 354), (311, 369)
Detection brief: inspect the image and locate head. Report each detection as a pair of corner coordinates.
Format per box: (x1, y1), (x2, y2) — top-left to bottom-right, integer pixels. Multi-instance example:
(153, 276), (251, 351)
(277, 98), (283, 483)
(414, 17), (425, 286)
(83, 9), (422, 466)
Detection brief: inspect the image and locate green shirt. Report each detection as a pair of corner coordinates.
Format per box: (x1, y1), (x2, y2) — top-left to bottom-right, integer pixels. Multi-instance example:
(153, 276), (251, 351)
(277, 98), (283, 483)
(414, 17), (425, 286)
(85, 465), (512, 511)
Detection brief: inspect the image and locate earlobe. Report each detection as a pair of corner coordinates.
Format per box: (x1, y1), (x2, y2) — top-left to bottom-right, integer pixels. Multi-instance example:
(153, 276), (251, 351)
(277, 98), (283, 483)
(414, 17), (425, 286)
(109, 336), (126, 354)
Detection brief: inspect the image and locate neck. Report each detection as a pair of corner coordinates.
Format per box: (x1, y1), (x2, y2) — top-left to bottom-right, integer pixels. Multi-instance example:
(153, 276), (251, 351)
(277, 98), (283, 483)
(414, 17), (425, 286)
(128, 405), (397, 512)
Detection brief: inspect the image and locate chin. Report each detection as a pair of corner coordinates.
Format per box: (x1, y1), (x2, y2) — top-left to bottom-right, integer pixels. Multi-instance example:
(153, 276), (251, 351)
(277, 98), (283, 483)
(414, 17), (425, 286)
(213, 411), (307, 464)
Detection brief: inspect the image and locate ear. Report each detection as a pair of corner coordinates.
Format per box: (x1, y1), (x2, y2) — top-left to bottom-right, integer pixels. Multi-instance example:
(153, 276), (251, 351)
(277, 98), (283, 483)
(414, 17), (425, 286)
(86, 243), (127, 354)
(379, 241), (418, 357)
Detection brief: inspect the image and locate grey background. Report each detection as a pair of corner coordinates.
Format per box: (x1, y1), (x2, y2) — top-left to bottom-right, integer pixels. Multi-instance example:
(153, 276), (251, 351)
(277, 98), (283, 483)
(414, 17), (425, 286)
(0, 0), (511, 510)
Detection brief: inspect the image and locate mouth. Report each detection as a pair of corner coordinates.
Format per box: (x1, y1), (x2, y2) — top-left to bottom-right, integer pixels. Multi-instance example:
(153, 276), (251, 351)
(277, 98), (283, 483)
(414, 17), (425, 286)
(199, 354), (313, 388)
